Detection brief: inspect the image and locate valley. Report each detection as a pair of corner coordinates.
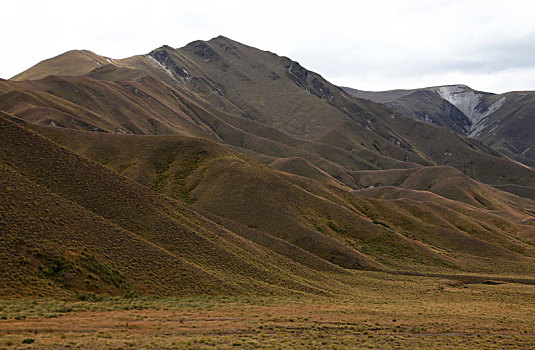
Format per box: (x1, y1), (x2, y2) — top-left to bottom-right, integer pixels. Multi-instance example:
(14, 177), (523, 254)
(1, 35), (535, 349)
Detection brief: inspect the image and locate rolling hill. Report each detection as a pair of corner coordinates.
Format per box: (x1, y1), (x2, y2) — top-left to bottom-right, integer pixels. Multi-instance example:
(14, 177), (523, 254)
(25, 120), (535, 276)
(0, 112), (359, 297)
(3, 36), (535, 297)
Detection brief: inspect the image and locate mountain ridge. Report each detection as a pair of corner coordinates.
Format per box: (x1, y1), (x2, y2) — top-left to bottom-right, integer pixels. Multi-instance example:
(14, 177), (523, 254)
(2, 36), (535, 297)
(343, 84), (535, 167)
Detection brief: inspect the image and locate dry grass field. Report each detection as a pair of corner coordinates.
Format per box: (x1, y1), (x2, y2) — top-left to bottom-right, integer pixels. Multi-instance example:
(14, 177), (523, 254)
(1, 271), (534, 349)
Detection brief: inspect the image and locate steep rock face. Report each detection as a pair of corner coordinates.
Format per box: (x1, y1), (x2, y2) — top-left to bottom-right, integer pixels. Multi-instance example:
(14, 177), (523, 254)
(188, 41), (221, 62)
(388, 89), (471, 134)
(147, 45), (225, 97)
(148, 46), (191, 83)
(436, 85), (489, 124)
(286, 61), (336, 102)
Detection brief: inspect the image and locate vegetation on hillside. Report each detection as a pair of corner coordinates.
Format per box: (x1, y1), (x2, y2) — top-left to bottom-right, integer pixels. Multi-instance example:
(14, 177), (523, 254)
(2, 36), (535, 299)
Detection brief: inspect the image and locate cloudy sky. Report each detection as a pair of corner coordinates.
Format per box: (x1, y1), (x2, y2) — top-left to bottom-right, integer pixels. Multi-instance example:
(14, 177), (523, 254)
(2, 0), (535, 93)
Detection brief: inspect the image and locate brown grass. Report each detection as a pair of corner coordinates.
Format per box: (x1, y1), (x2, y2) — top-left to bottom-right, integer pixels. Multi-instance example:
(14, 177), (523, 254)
(26, 123), (535, 276)
(1, 272), (534, 349)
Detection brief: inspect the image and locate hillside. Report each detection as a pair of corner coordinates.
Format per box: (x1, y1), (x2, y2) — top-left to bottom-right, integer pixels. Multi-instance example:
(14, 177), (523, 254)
(3, 36), (535, 298)
(344, 85), (535, 168)
(28, 124), (535, 276)
(0, 112), (361, 297)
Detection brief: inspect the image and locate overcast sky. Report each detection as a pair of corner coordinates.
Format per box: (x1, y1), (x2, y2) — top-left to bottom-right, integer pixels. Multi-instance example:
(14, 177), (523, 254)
(2, 0), (535, 93)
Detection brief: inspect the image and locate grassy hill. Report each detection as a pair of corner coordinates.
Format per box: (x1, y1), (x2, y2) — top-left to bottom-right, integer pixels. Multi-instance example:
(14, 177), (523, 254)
(3, 36), (535, 298)
(11, 50), (114, 81)
(1, 112), (366, 297)
(28, 123), (535, 276)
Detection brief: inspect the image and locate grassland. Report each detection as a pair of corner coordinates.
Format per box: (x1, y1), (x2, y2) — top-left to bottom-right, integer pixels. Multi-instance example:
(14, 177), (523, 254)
(1, 272), (534, 349)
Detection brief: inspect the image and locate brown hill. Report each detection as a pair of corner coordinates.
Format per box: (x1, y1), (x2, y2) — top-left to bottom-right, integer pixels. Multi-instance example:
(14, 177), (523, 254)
(0, 112), (362, 297)
(3, 37), (535, 297)
(11, 50), (115, 81)
(28, 124), (535, 275)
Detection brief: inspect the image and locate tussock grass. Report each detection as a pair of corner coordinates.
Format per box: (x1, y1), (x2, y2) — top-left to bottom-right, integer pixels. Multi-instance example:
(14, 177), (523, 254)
(1, 274), (534, 349)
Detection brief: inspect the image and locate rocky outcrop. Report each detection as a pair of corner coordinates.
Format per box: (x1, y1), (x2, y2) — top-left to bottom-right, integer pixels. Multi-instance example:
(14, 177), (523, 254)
(286, 61), (335, 101)
(148, 47), (191, 81)
(188, 41), (221, 62)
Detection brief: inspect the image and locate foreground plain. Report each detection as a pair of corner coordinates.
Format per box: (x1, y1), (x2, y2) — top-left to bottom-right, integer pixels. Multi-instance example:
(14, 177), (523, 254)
(1, 271), (534, 349)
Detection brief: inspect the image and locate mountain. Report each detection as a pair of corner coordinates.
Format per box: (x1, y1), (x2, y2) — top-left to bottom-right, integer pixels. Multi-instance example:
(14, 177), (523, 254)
(2, 36), (535, 297)
(5, 38), (535, 193)
(343, 84), (535, 167)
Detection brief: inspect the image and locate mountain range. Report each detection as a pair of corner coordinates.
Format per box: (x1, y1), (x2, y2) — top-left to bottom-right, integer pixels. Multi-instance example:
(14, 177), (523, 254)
(2, 36), (535, 297)
(344, 84), (535, 168)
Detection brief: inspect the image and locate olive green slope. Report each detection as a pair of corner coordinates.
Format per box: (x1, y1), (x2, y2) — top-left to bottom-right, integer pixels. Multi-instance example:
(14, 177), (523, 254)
(0, 112), (365, 297)
(30, 124), (535, 275)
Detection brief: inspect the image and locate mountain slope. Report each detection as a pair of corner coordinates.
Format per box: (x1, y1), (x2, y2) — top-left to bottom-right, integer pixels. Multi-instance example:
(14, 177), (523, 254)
(472, 91), (535, 167)
(343, 86), (472, 133)
(4, 36), (535, 296)
(0, 112), (364, 297)
(344, 85), (535, 168)
(27, 123), (535, 275)
(5, 38), (535, 198)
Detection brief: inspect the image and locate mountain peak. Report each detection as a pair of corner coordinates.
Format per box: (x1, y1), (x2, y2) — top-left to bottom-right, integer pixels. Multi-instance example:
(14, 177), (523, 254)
(212, 35), (231, 41)
(10, 49), (113, 81)
(443, 84), (472, 90)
